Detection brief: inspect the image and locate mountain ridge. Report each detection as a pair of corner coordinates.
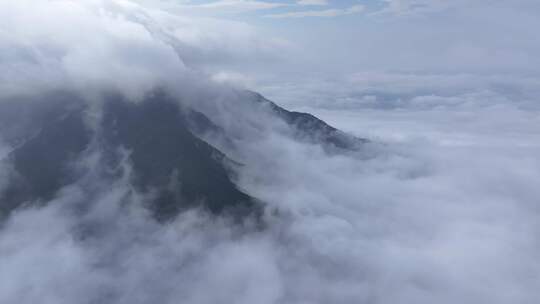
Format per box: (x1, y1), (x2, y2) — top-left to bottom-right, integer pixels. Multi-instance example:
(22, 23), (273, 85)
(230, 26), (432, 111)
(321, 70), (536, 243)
(0, 89), (365, 221)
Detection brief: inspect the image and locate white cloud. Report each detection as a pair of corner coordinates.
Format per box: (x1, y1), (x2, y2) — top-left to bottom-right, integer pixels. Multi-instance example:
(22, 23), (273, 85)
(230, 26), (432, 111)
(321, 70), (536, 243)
(182, 0), (289, 13)
(2, 1), (540, 303)
(257, 72), (540, 112)
(375, 0), (454, 16)
(376, 0), (540, 17)
(198, 70), (540, 303)
(0, 0), (292, 99)
(3, 70), (540, 303)
(0, 0), (188, 99)
(297, 0), (329, 5)
(266, 4), (364, 18)
(211, 70), (255, 87)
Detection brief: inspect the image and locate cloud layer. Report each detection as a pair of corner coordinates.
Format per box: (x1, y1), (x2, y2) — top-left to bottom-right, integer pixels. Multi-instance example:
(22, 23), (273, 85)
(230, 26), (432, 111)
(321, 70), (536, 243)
(1, 1), (540, 304)
(266, 4), (364, 18)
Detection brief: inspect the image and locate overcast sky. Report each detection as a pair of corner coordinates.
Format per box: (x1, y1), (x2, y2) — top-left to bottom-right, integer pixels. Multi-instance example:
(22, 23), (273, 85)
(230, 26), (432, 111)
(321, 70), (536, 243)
(131, 0), (540, 74)
(117, 0), (540, 109)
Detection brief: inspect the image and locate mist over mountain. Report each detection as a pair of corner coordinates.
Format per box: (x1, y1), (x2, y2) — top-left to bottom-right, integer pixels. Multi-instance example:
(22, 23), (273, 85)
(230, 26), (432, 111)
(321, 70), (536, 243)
(0, 88), (361, 221)
(1, 1), (540, 304)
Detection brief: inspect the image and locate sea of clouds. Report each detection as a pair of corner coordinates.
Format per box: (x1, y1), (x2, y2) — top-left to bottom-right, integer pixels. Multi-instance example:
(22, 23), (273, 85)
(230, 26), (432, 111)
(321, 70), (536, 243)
(1, 1), (540, 304)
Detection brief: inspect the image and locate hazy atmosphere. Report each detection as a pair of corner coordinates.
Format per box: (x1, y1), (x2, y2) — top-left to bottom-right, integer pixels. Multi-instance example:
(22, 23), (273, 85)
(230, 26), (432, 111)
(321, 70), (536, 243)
(1, 1), (539, 303)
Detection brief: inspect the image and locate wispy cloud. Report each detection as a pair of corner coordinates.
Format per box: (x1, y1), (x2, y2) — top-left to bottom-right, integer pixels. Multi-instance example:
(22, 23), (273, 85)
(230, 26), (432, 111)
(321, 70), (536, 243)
(375, 0), (455, 16)
(266, 4), (364, 18)
(184, 0), (289, 13)
(297, 0), (328, 5)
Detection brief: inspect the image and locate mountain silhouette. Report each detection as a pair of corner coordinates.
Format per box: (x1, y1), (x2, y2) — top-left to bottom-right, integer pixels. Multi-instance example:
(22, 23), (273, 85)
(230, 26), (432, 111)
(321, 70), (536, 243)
(0, 90), (365, 220)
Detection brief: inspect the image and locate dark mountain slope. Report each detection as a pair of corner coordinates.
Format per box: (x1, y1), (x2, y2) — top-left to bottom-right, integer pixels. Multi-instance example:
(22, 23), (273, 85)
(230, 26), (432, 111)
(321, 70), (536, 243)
(0, 91), (85, 147)
(100, 93), (254, 221)
(0, 92), (254, 220)
(0, 89), (364, 220)
(245, 91), (366, 150)
(1, 108), (91, 214)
